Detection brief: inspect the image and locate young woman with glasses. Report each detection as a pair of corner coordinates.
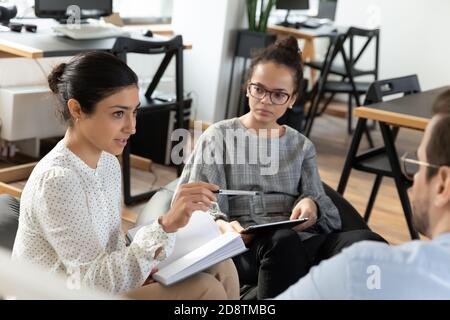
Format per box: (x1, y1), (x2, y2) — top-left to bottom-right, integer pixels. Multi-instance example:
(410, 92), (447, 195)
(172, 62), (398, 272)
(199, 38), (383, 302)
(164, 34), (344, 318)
(177, 36), (386, 299)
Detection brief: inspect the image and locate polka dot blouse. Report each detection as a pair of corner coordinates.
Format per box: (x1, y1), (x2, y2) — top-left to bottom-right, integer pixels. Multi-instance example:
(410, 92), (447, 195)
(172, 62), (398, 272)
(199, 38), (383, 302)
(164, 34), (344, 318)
(12, 139), (175, 294)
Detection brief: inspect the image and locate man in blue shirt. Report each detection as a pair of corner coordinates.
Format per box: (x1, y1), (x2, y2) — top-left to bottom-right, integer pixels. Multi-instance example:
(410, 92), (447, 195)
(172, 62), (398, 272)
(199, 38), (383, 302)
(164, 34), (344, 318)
(276, 89), (450, 299)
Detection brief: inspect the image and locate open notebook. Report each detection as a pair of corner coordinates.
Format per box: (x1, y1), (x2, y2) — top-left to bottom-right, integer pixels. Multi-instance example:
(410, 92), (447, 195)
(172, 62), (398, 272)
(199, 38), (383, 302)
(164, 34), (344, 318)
(127, 212), (247, 286)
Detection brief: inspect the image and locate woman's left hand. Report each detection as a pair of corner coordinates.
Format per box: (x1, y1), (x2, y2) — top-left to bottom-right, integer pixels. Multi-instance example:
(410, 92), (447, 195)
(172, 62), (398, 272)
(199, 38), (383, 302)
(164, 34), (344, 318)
(143, 268), (159, 286)
(290, 198), (318, 231)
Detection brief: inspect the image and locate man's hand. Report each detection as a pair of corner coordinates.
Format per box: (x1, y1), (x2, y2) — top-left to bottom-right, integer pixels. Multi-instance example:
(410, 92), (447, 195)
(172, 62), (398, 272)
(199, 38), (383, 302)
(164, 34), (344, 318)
(216, 219), (255, 246)
(160, 182), (219, 233)
(290, 197), (318, 231)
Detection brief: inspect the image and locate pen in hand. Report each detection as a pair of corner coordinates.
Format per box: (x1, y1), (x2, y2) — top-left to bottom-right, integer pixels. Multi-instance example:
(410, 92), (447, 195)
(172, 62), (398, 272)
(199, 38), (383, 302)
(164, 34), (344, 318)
(214, 189), (262, 196)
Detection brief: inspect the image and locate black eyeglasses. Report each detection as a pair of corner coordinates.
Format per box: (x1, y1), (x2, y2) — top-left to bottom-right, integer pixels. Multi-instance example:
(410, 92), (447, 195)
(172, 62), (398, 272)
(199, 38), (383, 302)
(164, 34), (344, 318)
(9, 22), (37, 33)
(400, 152), (440, 181)
(248, 83), (291, 105)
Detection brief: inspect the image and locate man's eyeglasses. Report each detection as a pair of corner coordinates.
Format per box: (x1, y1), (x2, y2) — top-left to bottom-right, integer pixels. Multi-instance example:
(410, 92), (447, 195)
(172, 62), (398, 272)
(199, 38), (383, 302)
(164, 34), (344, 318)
(9, 22), (37, 33)
(248, 83), (291, 105)
(400, 152), (440, 181)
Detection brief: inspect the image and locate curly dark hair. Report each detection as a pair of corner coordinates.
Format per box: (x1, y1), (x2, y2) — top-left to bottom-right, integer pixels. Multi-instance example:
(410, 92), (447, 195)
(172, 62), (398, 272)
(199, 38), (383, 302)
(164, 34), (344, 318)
(245, 35), (304, 96)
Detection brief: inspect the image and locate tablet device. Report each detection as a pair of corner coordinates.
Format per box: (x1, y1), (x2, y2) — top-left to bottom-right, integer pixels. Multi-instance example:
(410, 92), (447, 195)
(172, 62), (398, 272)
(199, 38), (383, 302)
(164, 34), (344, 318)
(241, 218), (309, 234)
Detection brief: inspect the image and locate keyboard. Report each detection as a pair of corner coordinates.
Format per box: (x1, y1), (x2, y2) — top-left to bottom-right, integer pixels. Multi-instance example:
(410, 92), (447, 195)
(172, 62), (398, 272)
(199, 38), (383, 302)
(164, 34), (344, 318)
(298, 20), (322, 29)
(277, 19), (323, 30)
(277, 21), (297, 28)
(52, 22), (130, 40)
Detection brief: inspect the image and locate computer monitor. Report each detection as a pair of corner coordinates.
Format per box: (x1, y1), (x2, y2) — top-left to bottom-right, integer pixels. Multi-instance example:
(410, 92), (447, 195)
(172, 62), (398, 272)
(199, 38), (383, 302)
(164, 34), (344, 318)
(35, 0), (112, 23)
(276, 0), (310, 10)
(317, 0), (338, 21)
(276, 0), (310, 26)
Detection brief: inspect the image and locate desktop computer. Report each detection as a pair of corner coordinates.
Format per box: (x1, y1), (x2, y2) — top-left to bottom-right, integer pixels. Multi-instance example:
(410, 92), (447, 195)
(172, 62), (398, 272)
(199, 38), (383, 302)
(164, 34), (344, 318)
(317, 0), (338, 21)
(35, 0), (112, 23)
(276, 0), (309, 28)
(276, 0), (338, 30)
(35, 0), (127, 39)
(305, 0), (338, 27)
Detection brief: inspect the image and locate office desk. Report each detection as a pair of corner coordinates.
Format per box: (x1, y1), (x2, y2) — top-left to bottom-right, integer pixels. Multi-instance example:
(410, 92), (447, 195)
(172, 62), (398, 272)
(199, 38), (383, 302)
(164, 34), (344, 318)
(352, 86), (450, 130)
(337, 86), (450, 239)
(0, 21), (189, 59)
(267, 24), (343, 81)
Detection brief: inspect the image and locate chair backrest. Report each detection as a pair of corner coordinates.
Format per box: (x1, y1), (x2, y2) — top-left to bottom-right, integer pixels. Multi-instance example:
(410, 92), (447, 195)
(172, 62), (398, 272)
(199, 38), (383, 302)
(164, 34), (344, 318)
(318, 27), (379, 85)
(346, 27), (380, 78)
(364, 75), (421, 105)
(136, 179), (178, 227)
(111, 35), (184, 101)
(112, 35), (183, 55)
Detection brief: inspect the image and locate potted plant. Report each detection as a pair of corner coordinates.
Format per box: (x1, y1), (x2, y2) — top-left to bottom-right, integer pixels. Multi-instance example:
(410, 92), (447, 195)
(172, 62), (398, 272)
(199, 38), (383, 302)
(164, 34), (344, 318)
(235, 0), (277, 58)
(247, 0), (275, 32)
(226, 1), (278, 118)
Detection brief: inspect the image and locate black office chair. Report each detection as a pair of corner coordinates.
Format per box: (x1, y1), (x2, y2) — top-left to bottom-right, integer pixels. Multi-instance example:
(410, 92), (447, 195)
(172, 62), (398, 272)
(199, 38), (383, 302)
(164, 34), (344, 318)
(337, 75), (421, 239)
(304, 27), (380, 138)
(0, 194), (19, 251)
(112, 35), (191, 205)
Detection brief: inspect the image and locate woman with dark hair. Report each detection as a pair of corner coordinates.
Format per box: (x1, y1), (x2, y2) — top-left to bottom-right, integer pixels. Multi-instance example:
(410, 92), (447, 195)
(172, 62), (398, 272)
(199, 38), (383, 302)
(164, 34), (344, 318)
(177, 36), (386, 299)
(11, 51), (239, 300)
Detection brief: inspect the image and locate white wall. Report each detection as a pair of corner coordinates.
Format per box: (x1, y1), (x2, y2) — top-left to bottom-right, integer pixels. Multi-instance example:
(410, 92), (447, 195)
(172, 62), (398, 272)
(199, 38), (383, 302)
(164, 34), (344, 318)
(335, 0), (450, 90)
(172, 0), (246, 123)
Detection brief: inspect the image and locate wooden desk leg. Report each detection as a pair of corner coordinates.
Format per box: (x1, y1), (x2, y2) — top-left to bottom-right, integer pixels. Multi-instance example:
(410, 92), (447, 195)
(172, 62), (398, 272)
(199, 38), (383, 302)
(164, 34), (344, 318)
(302, 39), (316, 83)
(379, 122), (419, 240)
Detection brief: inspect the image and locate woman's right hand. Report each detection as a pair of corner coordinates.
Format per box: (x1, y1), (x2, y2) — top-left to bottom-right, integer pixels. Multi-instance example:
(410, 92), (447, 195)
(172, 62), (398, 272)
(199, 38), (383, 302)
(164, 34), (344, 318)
(159, 182), (219, 233)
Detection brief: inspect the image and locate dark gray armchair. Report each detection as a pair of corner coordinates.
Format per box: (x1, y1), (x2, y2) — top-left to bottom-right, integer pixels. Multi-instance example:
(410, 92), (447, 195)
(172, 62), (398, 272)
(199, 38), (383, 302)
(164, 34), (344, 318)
(0, 194), (19, 251)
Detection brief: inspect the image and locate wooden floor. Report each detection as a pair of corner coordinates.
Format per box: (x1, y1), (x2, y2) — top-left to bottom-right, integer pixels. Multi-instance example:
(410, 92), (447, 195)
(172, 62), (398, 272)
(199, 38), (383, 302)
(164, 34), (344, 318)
(1, 102), (424, 244)
(307, 104), (424, 244)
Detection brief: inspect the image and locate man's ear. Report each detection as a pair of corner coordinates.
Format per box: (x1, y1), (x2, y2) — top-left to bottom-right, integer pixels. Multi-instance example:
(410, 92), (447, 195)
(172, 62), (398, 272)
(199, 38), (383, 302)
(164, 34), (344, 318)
(67, 99), (83, 121)
(433, 167), (450, 208)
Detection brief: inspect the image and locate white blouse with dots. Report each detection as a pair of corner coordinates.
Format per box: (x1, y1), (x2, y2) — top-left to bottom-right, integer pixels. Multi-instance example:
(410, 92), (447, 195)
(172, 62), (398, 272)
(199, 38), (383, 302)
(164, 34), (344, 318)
(12, 139), (175, 294)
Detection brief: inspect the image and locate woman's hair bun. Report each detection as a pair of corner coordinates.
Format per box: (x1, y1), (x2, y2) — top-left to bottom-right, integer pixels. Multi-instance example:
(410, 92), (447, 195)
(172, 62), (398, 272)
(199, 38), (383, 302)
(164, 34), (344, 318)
(275, 36), (301, 56)
(47, 63), (67, 94)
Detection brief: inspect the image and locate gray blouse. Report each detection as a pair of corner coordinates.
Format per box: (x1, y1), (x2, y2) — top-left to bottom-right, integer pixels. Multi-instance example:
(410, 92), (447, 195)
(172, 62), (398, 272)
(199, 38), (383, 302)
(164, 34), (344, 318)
(177, 118), (341, 240)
